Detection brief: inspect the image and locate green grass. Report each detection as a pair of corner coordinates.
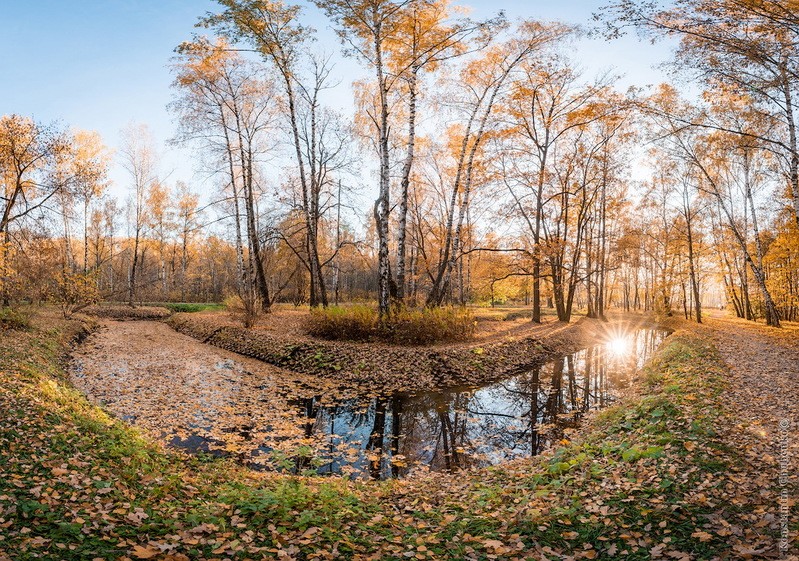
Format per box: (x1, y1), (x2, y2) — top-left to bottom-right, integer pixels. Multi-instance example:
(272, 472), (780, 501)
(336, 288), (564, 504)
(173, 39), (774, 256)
(138, 302), (225, 313)
(163, 302), (225, 313)
(0, 312), (794, 560)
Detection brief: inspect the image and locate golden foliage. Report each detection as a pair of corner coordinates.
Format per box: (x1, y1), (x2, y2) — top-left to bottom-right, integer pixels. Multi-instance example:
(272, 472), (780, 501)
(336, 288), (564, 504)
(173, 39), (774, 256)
(56, 271), (100, 318)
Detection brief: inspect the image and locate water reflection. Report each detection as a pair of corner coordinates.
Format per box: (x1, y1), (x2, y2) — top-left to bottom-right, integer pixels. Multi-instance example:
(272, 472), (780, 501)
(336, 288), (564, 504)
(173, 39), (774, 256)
(255, 328), (670, 479)
(73, 322), (668, 479)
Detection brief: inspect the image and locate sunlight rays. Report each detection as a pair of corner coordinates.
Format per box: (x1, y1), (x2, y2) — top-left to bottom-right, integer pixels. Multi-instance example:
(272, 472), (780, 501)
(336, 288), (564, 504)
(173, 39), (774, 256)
(606, 336), (631, 356)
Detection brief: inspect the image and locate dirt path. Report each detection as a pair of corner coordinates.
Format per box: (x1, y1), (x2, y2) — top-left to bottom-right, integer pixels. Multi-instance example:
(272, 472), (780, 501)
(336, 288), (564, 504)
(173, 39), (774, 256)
(701, 316), (799, 557)
(705, 317), (799, 469)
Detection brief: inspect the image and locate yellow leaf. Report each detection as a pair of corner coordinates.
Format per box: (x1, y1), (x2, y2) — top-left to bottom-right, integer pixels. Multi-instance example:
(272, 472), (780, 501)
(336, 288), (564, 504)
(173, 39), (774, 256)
(131, 545), (160, 559)
(691, 531), (713, 542)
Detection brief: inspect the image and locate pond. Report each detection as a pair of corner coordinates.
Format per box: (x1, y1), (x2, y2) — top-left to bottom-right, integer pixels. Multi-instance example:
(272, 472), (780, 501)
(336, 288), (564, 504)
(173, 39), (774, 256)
(69, 322), (669, 479)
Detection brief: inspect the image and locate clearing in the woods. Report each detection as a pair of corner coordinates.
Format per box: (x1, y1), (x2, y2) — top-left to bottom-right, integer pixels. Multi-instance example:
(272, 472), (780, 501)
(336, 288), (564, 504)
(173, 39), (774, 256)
(3, 0), (799, 559)
(0, 308), (796, 560)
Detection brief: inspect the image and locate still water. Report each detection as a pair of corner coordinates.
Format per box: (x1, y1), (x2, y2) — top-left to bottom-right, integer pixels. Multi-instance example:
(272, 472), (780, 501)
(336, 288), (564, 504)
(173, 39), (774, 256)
(170, 328), (670, 478)
(276, 328), (670, 478)
(70, 322), (669, 479)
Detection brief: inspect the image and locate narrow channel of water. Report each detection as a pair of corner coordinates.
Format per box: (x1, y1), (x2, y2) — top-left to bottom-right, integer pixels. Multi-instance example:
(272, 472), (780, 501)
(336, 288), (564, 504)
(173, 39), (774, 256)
(274, 328), (669, 478)
(167, 328), (670, 478)
(70, 322), (669, 480)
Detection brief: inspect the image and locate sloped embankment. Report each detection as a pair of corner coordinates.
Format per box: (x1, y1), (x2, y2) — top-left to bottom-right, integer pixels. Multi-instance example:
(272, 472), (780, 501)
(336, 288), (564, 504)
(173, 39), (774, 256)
(82, 304), (172, 320)
(3, 309), (794, 559)
(167, 313), (596, 393)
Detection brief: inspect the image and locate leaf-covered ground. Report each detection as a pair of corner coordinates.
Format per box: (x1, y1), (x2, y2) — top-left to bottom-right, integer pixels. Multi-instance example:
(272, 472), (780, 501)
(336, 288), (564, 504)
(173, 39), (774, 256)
(69, 320), (371, 473)
(82, 305), (172, 321)
(0, 309), (797, 560)
(68, 320), (668, 477)
(166, 310), (624, 394)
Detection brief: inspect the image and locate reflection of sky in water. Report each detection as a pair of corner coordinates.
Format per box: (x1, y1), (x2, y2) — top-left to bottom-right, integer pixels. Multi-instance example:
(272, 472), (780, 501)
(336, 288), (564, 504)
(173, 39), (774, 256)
(73, 325), (669, 480)
(274, 328), (670, 478)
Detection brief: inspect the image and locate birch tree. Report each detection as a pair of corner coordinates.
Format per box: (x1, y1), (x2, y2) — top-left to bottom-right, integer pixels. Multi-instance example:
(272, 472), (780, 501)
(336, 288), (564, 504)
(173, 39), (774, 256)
(201, 1), (332, 309)
(645, 86), (782, 326)
(172, 40), (277, 314)
(119, 123), (158, 308)
(601, 0), (799, 227)
(426, 21), (569, 307)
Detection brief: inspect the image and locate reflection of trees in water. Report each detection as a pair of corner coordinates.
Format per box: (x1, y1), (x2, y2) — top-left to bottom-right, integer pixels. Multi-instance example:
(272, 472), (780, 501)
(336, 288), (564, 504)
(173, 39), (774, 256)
(276, 329), (669, 479)
(285, 395), (372, 475)
(366, 397), (386, 478)
(390, 397), (402, 477)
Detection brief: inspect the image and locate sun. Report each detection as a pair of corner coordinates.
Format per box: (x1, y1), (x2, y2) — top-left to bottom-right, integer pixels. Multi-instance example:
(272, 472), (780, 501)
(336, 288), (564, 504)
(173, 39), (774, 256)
(606, 336), (630, 356)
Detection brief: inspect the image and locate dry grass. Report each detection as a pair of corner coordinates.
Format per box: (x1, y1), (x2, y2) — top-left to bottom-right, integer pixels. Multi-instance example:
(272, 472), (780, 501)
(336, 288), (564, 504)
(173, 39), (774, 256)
(305, 305), (476, 345)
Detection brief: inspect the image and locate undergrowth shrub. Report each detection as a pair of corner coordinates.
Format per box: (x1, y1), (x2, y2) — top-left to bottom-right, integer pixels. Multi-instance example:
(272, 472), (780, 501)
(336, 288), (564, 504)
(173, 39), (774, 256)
(0, 307), (31, 330)
(223, 294), (259, 328)
(56, 271), (99, 318)
(306, 305), (376, 341)
(306, 305), (476, 345)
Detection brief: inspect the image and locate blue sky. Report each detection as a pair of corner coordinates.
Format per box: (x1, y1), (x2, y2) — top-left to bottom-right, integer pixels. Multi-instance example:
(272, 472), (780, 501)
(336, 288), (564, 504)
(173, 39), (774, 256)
(0, 0), (675, 199)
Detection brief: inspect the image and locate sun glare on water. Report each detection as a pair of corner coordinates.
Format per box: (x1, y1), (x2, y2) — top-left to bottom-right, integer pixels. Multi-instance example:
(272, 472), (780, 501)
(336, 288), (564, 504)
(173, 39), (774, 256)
(606, 336), (630, 356)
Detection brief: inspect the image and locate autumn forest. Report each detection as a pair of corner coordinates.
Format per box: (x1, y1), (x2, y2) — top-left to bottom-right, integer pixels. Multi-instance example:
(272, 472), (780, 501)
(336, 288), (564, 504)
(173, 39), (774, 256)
(1, 0), (797, 560)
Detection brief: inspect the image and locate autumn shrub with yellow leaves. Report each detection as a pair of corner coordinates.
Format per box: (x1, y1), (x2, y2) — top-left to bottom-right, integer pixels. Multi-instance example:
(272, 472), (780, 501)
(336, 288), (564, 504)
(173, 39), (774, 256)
(0, 240), (15, 304)
(223, 293), (260, 328)
(305, 305), (476, 344)
(0, 306), (31, 330)
(55, 271), (100, 318)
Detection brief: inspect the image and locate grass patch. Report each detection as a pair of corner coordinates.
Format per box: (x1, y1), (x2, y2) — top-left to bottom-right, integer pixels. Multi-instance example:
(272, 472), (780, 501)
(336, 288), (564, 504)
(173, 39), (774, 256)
(157, 302), (225, 313)
(0, 306), (31, 330)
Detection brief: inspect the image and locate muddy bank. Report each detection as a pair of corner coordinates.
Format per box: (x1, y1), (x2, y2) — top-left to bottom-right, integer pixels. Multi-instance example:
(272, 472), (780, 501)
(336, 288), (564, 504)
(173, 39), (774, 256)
(166, 312), (641, 393)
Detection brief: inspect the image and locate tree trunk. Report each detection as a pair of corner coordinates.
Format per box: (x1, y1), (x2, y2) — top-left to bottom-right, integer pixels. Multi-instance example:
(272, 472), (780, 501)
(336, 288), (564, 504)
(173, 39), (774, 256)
(396, 68), (418, 304)
(597, 153), (608, 320)
(374, 19), (392, 320)
(128, 230), (139, 307)
(221, 114), (249, 300)
(713, 166), (780, 326)
(744, 150), (779, 326)
(305, 84), (328, 308)
(683, 189), (702, 323)
(781, 64), (799, 228)
(83, 198), (90, 274)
